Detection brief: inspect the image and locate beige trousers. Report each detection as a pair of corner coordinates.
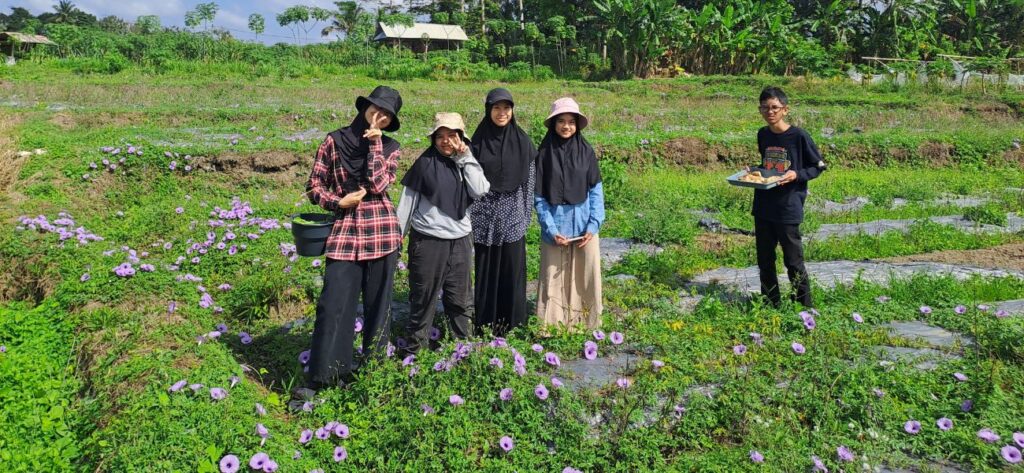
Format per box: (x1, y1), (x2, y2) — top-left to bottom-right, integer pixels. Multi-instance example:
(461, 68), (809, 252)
(537, 236), (603, 331)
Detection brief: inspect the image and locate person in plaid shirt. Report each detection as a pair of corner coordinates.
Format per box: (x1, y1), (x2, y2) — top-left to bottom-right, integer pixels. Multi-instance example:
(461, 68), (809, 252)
(303, 86), (403, 391)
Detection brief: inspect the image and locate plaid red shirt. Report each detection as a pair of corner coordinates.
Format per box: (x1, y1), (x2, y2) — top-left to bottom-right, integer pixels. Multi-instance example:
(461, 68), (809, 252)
(306, 133), (401, 261)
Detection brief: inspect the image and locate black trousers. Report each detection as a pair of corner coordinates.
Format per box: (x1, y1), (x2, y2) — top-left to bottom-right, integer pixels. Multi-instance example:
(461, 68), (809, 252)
(308, 252), (396, 387)
(404, 230), (474, 354)
(754, 218), (813, 308)
(473, 237), (528, 336)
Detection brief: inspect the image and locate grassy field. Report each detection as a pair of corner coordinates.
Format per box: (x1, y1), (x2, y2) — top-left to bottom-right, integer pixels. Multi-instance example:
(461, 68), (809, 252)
(1, 63), (1023, 472)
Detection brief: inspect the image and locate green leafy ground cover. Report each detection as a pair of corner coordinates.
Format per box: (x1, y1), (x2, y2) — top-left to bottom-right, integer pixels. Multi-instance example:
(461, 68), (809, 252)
(1, 68), (1023, 471)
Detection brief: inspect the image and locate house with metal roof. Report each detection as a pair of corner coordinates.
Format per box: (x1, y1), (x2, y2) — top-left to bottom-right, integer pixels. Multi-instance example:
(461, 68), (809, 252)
(373, 23), (468, 53)
(1, 32), (56, 64)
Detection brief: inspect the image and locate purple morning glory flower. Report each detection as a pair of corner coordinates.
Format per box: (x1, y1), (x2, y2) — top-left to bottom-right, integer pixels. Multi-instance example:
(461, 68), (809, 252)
(961, 399), (974, 412)
(216, 323), (228, 333)
(219, 454), (240, 473)
(979, 428), (1001, 443)
(499, 435), (514, 452)
(954, 305), (967, 314)
(872, 388), (885, 398)
(169, 379), (187, 392)
(811, 455), (827, 472)
(610, 331), (624, 345)
(397, 261), (407, 271)
(583, 341), (598, 360)
(749, 450), (764, 463)
(239, 332), (252, 345)
(551, 377), (564, 388)
(651, 359), (665, 369)
(593, 330), (606, 341)
(210, 387), (227, 400)
(977, 304), (990, 311)
(544, 352), (561, 367)
(302, 401), (313, 411)
(733, 344), (747, 355)
(563, 468), (582, 473)
(852, 313), (864, 323)
(429, 326), (441, 341)
(800, 311), (816, 330)
(1002, 445), (1022, 464)
(490, 357), (504, 369)
(920, 306), (932, 314)
(333, 446), (347, 462)
(80, 273), (90, 282)
(311, 259), (322, 268)
(354, 317), (363, 332)
(750, 332), (763, 346)
(249, 453), (269, 470)
(334, 423), (349, 439)
(299, 429), (313, 444)
(421, 403), (434, 415)
(836, 446), (854, 462)
(229, 375), (239, 388)
(298, 350), (311, 365)
(531, 343), (543, 353)
(616, 378), (631, 389)
(936, 417), (953, 431)
(995, 309), (1009, 318)
(673, 405), (686, 417)
(315, 427), (329, 440)
(904, 420), (921, 434)
(535, 384), (549, 400)
(953, 372), (968, 382)
(292, 451), (300, 460)
(1014, 432), (1024, 448)
(402, 354), (416, 367)
(499, 388), (513, 401)
(449, 394), (465, 406)
(791, 342), (806, 355)
(255, 423), (269, 439)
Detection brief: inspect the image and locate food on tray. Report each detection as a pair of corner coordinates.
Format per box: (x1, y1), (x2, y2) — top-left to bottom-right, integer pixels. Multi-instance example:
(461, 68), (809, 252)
(738, 170), (781, 184)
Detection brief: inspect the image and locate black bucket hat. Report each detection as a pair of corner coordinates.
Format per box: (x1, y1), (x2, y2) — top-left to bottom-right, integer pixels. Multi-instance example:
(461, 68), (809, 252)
(356, 85), (403, 132)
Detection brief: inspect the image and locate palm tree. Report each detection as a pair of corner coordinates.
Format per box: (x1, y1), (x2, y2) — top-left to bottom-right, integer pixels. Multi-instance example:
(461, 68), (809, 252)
(322, 1), (365, 40)
(52, 0), (77, 24)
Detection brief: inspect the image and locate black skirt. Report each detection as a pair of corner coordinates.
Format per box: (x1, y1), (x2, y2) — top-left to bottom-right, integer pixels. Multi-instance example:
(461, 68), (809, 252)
(473, 237), (528, 335)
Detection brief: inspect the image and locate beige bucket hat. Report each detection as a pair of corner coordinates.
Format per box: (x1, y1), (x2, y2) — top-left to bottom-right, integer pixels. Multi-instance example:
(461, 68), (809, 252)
(428, 112), (468, 138)
(543, 97), (589, 130)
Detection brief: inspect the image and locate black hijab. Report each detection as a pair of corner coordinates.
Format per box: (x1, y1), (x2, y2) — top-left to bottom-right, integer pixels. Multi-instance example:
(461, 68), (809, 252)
(535, 122), (602, 206)
(401, 134), (474, 220)
(329, 111), (371, 192)
(470, 88), (536, 193)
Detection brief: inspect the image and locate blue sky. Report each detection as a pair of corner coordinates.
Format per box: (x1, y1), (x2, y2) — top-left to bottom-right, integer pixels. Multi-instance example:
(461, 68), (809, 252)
(7, 0), (363, 44)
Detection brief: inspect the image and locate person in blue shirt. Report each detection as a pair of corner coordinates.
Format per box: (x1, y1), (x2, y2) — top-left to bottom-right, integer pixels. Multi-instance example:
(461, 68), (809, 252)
(534, 97), (605, 332)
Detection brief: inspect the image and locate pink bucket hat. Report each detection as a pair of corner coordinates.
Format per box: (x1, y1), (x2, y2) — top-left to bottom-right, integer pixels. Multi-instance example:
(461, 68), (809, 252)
(543, 97), (589, 131)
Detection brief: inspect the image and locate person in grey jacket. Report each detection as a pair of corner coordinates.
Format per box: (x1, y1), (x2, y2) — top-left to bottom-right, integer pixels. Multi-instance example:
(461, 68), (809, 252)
(397, 113), (490, 354)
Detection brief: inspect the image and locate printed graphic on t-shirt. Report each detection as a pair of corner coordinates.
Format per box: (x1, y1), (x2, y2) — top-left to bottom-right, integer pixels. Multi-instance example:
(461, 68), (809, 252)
(762, 146), (791, 173)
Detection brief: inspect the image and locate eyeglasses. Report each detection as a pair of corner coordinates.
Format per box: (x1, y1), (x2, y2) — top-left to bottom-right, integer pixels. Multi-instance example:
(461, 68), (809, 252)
(758, 105), (786, 113)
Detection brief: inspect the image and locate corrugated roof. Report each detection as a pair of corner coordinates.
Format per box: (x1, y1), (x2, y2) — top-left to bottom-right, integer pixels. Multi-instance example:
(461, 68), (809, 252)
(373, 23), (468, 42)
(0, 32), (56, 45)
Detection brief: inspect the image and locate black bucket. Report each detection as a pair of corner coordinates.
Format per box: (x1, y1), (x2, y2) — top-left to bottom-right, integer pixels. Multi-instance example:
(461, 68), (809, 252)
(291, 213), (335, 257)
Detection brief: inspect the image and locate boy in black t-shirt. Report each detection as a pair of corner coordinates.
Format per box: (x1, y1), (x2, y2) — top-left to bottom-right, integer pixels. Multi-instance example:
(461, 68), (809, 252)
(751, 87), (826, 308)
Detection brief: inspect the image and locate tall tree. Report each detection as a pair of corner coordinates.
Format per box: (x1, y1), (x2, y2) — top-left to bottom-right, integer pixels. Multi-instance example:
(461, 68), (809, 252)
(248, 13), (265, 41)
(321, 1), (366, 40)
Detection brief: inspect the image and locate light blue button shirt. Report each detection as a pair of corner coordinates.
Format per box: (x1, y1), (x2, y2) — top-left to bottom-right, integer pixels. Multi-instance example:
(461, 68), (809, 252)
(534, 182), (605, 245)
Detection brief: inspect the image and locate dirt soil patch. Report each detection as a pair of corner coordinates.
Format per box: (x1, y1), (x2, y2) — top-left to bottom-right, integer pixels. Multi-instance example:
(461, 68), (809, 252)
(882, 243), (1024, 271)
(660, 137), (720, 166)
(196, 150), (308, 183)
(0, 113), (25, 194)
(694, 233), (754, 254)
